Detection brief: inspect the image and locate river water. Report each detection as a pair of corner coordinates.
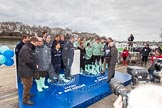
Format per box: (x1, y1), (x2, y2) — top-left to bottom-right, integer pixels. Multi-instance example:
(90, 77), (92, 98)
(0, 38), (20, 49)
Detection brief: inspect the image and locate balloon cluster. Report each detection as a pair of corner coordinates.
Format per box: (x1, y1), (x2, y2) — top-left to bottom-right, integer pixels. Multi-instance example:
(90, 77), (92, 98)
(0, 46), (14, 66)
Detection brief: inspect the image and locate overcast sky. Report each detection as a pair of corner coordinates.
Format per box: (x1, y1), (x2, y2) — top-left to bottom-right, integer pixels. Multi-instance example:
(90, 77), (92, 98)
(0, 0), (162, 41)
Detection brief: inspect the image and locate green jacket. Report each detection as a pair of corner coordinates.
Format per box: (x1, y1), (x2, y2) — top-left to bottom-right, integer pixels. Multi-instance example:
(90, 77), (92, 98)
(85, 46), (93, 60)
(74, 41), (79, 48)
(84, 40), (91, 47)
(92, 42), (101, 56)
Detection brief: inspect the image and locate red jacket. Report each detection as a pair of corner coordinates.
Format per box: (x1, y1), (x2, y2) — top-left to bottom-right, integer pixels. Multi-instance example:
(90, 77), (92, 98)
(122, 49), (129, 57)
(150, 55), (162, 64)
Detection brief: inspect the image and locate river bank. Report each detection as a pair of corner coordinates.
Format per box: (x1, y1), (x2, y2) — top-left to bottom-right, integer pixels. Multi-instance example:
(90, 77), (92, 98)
(0, 36), (21, 40)
(0, 36), (19, 49)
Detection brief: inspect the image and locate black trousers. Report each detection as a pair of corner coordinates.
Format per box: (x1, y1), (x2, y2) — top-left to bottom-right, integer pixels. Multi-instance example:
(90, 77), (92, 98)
(92, 55), (100, 64)
(85, 59), (92, 65)
(101, 56), (104, 64)
(123, 56), (127, 61)
(142, 56), (148, 63)
(80, 58), (85, 70)
(61, 58), (65, 69)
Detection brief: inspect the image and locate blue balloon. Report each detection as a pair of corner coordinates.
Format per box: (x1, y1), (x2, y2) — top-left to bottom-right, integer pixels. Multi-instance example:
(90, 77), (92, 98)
(4, 58), (14, 66)
(0, 55), (6, 64)
(0, 46), (10, 53)
(0, 52), (2, 55)
(3, 50), (14, 58)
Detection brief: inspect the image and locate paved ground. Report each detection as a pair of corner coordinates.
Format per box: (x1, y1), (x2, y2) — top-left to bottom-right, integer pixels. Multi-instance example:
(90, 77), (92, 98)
(0, 65), (18, 108)
(88, 65), (130, 108)
(0, 63), (151, 108)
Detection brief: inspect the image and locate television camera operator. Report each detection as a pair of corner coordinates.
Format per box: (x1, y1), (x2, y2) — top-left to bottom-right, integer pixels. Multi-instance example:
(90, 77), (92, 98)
(148, 58), (162, 83)
(110, 78), (162, 108)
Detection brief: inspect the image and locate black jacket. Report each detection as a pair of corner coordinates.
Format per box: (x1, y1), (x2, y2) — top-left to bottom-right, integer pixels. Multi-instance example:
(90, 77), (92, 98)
(77, 47), (86, 60)
(141, 47), (151, 57)
(15, 41), (25, 56)
(128, 36), (134, 41)
(18, 42), (36, 78)
(51, 48), (62, 65)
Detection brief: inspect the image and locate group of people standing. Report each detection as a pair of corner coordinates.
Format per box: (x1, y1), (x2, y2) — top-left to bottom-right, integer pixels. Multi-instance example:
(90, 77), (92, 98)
(72, 36), (118, 78)
(15, 32), (118, 105)
(121, 42), (162, 67)
(15, 32), (75, 105)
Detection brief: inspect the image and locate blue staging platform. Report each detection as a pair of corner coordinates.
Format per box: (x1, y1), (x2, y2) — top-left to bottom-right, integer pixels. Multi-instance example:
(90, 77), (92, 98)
(18, 70), (131, 108)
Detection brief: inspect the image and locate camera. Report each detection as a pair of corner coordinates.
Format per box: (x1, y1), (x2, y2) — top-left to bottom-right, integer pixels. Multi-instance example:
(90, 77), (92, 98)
(127, 58), (162, 87)
(151, 58), (162, 83)
(110, 78), (129, 108)
(127, 66), (149, 87)
(111, 59), (162, 108)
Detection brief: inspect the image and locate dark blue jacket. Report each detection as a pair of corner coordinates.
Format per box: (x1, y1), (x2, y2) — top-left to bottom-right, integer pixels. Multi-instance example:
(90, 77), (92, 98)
(51, 48), (62, 65)
(15, 41), (25, 68)
(60, 40), (66, 50)
(15, 41), (25, 56)
(62, 41), (74, 60)
(51, 40), (60, 49)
